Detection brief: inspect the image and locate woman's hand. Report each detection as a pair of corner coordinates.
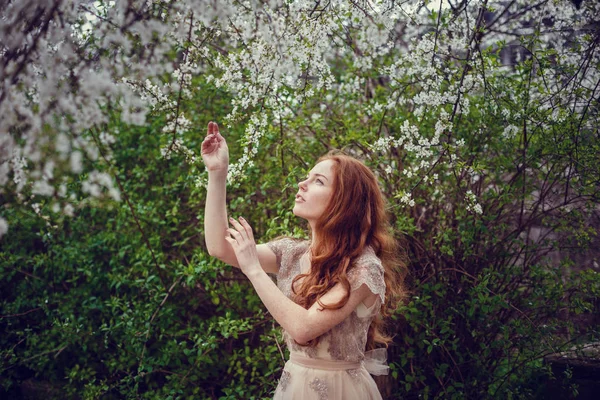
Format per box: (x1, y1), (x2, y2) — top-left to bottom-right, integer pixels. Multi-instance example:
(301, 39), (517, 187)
(201, 121), (229, 171)
(225, 217), (262, 276)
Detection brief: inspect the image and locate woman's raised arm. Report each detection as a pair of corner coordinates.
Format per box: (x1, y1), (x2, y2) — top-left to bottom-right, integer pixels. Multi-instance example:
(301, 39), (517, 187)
(201, 121), (278, 273)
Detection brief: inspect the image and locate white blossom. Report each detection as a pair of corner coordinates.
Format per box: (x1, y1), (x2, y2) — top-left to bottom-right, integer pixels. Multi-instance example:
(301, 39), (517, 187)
(32, 180), (55, 196)
(0, 217), (7, 238)
(0, 0), (595, 230)
(398, 191), (415, 208)
(465, 190), (483, 215)
(63, 204), (74, 217)
(502, 125), (520, 139)
(70, 151), (83, 174)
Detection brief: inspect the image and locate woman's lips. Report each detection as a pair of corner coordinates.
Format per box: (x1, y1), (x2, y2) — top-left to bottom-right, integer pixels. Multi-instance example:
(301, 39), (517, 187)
(295, 194), (305, 202)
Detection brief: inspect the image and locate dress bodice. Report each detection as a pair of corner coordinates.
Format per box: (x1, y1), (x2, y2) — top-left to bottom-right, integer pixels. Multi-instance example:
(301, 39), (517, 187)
(267, 239), (386, 363)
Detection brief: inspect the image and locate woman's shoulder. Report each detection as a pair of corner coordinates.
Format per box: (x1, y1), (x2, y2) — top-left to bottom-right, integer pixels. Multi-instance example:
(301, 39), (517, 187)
(266, 237), (309, 258)
(349, 246), (386, 301)
(354, 246), (384, 272)
(269, 236), (308, 245)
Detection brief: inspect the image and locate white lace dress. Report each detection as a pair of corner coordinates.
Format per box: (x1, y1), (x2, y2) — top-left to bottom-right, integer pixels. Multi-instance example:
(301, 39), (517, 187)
(267, 239), (388, 400)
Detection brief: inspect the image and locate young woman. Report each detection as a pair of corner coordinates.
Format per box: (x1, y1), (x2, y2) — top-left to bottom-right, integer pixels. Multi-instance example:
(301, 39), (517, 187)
(202, 121), (405, 399)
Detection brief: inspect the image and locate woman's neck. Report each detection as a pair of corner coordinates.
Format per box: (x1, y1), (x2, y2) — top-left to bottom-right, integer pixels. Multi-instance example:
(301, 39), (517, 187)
(309, 219), (322, 242)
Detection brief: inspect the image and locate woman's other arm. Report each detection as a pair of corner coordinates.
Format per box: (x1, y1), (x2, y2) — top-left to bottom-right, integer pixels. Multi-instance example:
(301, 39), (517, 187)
(248, 268), (377, 344)
(226, 217), (378, 344)
(202, 121), (278, 273)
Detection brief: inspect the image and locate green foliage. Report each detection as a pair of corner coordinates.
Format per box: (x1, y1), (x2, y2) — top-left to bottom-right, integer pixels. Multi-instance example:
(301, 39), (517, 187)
(0, 87), (292, 399)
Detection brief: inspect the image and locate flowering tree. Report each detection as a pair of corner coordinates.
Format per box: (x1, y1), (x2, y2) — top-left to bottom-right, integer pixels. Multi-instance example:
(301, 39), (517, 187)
(1, 0), (599, 398)
(1, 0), (598, 229)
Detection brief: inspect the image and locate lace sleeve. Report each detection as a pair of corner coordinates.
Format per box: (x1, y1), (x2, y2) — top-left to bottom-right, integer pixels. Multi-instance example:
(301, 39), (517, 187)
(348, 252), (385, 303)
(266, 238), (290, 269)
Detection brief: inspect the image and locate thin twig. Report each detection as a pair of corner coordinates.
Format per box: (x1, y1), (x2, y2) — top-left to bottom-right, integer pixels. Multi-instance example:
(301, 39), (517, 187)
(0, 307), (42, 318)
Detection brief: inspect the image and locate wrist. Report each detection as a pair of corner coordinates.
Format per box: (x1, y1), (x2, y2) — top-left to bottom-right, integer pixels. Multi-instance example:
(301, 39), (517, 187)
(245, 266), (265, 280)
(207, 168), (228, 178)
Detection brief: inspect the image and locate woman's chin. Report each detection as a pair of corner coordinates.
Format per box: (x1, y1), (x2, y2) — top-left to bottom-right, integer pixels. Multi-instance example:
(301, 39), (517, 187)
(292, 207), (306, 219)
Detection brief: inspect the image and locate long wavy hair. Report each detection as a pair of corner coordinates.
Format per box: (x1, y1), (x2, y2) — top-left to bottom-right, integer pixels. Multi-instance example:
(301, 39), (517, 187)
(292, 151), (407, 349)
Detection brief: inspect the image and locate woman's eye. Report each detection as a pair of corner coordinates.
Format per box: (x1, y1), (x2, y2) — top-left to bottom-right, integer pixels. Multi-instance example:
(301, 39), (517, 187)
(316, 179), (323, 185)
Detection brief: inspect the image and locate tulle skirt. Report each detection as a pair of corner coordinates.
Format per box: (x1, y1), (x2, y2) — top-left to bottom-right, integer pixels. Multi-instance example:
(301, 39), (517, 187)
(273, 352), (383, 400)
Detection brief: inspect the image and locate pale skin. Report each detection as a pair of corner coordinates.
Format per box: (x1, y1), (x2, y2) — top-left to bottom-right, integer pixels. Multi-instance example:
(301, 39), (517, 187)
(202, 121), (377, 345)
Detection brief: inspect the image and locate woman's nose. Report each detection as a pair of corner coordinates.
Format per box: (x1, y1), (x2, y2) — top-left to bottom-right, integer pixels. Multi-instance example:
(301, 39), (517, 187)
(298, 180), (307, 191)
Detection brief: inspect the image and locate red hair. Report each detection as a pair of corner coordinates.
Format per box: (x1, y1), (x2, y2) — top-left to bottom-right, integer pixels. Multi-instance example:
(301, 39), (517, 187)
(292, 151), (407, 349)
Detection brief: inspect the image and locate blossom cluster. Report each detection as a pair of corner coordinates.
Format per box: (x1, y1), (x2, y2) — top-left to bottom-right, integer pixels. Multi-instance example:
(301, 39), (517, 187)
(465, 190), (483, 215)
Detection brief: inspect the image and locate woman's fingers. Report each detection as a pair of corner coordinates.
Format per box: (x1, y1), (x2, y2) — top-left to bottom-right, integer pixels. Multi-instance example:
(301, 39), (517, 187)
(207, 121), (222, 142)
(228, 218), (248, 239)
(213, 122), (223, 139)
(228, 217), (256, 244)
(201, 135), (217, 154)
(202, 135), (213, 145)
(238, 217), (254, 241)
(226, 227), (241, 237)
(226, 228), (244, 247)
(205, 121), (227, 150)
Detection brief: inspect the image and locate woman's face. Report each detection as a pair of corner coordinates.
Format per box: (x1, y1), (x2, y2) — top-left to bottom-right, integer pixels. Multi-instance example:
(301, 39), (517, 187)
(293, 159), (335, 223)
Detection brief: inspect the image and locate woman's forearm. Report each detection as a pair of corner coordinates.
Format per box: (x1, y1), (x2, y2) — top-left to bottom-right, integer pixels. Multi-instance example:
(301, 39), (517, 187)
(204, 169), (235, 261)
(246, 268), (311, 342)
(225, 218), (368, 342)
(246, 268), (372, 344)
